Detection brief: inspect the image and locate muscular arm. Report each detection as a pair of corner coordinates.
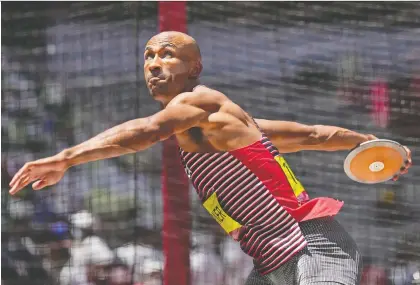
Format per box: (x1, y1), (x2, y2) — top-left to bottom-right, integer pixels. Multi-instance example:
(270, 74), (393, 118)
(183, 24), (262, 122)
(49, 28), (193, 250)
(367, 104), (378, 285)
(255, 119), (375, 153)
(8, 89), (221, 195)
(62, 101), (208, 168)
(9, 92), (212, 194)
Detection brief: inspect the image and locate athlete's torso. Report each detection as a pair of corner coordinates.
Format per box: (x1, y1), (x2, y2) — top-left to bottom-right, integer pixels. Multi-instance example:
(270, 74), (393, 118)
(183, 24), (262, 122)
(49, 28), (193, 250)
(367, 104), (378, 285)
(174, 85), (343, 274)
(178, 134), (308, 275)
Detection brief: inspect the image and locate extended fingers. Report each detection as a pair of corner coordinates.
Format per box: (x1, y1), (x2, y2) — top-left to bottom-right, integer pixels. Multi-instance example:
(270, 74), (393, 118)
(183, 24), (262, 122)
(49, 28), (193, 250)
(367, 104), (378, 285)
(400, 166), (409, 175)
(10, 165), (28, 187)
(392, 160), (412, 182)
(403, 146), (412, 166)
(9, 174), (31, 195)
(9, 163), (36, 195)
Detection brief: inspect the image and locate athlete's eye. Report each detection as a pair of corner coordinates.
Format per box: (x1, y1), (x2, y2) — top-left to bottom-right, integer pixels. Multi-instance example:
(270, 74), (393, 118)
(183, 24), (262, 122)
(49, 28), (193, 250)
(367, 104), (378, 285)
(145, 53), (154, 60)
(163, 51), (173, 58)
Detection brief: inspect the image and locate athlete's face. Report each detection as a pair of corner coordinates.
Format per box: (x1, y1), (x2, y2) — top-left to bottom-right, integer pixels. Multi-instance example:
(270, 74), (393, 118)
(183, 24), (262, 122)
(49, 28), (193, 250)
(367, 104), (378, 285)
(144, 33), (200, 103)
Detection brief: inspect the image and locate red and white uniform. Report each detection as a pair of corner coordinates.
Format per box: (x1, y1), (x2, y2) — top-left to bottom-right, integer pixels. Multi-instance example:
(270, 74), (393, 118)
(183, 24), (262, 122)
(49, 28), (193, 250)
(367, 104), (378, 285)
(179, 134), (343, 275)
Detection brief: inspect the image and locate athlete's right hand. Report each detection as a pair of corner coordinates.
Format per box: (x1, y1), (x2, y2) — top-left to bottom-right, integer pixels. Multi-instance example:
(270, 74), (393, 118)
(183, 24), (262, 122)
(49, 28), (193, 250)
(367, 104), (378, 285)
(9, 154), (68, 195)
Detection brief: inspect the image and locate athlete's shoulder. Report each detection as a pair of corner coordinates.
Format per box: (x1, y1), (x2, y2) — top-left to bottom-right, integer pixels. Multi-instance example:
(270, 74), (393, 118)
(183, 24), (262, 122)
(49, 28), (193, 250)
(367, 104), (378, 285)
(169, 85), (230, 111)
(193, 85), (226, 98)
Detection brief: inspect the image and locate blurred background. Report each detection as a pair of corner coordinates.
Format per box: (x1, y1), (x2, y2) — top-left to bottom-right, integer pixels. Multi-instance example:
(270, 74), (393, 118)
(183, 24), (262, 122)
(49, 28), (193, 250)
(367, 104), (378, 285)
(1, 2), (420, 285)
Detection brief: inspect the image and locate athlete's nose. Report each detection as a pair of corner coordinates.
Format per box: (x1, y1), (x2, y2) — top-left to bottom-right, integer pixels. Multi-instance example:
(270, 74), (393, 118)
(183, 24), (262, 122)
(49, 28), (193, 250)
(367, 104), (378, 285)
(149, 58), (162, 77)
(150, 66), (162, 78)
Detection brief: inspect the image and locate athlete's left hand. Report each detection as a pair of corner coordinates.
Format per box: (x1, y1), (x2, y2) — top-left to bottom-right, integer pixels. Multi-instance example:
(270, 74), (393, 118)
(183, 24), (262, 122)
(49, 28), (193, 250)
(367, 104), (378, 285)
(9, 154), (69, 195)
(393, 146), (412, 181)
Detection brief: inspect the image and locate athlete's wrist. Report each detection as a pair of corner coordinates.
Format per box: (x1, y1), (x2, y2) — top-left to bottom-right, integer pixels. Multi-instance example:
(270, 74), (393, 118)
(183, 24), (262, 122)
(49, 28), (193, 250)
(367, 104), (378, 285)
(348, 133), (377, 151)
(57, 149), (75, 169)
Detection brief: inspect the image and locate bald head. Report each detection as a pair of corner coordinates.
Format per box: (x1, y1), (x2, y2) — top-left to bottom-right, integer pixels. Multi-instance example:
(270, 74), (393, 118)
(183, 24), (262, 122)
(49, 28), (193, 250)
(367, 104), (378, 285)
(143, 32), (203, 104)
(146, 31), (201, 62)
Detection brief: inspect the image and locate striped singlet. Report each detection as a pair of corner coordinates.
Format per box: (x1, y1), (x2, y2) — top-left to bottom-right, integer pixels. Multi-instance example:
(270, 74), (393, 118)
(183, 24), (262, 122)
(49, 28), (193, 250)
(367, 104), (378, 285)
(178, 134), (343, 275)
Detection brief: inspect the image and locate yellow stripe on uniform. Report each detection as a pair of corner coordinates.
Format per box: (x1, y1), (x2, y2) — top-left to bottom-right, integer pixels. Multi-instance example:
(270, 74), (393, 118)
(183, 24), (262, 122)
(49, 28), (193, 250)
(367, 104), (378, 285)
(275, 156), (305, 198)
(203, 192), (242, 234)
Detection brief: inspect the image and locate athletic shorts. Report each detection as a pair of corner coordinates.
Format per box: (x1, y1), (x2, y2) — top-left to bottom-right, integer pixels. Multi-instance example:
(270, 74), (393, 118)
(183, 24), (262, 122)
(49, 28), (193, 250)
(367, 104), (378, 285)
(245, 217), (363, 285)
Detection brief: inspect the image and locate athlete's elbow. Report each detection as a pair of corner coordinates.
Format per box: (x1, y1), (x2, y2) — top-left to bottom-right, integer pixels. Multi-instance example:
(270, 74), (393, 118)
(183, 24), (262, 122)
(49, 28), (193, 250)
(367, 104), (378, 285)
(306, 125), (326, 146)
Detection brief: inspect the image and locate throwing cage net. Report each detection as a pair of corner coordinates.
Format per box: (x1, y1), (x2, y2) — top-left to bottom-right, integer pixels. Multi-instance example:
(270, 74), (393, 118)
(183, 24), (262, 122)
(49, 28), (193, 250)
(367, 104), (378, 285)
(2, 2), (420, 285)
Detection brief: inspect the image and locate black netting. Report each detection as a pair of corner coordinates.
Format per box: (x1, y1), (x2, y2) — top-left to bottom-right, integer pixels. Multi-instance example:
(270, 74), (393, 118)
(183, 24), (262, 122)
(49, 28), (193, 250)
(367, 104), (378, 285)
(2, 2), (420, 285)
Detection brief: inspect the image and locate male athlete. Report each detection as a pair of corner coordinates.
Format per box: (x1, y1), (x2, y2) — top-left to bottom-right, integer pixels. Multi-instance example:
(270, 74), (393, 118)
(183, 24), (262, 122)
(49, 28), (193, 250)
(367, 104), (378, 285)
(9, 32), (412, 285)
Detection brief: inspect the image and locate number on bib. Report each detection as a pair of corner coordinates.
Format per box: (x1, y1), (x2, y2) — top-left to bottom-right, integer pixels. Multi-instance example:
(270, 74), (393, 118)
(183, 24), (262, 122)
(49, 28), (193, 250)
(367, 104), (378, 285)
(203, 192), (242, 234)
(275, 156), (305, 198)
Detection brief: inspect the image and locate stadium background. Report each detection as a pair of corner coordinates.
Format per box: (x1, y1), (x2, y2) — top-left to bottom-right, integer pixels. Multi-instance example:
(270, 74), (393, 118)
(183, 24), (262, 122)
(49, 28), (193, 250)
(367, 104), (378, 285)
(2, 2), (420, 285)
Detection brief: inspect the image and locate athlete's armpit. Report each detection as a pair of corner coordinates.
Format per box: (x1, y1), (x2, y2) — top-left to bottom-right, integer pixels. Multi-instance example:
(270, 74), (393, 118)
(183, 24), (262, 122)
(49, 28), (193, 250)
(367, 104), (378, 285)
(148, 102), (210, 141)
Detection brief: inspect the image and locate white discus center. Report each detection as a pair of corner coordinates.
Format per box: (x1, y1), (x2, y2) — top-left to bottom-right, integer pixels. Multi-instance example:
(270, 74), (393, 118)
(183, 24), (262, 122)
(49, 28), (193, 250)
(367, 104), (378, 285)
(369, 161), (384, 172)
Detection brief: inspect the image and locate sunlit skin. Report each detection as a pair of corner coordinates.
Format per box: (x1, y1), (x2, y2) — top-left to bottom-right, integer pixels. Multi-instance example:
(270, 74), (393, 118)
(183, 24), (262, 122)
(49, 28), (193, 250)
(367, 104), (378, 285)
(9, 31), (411, 195)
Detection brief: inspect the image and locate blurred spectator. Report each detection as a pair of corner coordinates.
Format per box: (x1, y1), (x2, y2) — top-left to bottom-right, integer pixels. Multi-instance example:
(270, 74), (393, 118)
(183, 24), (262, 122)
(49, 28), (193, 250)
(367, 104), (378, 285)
(389, 261), (420, 285)
(70, 210), (97, 242)
(115, 227), (163, 284)
(389, 229), (420, 285)
(60, 211), (115, 285)
(337, 52), (368, 108)
(360, 256), (387, 285)
(2, 231), (22, 284)
(221, 237), (254, 285)
(8, 198), (35, 223)
(2, 227), (52, 285)
(107, 263), (132, 285)
(190, 231), (223, 285)
(370, 78), (390, 128)
(45, 218), (73, 282)
(139, 260), (162, 285)
(412, 269), (420, 285)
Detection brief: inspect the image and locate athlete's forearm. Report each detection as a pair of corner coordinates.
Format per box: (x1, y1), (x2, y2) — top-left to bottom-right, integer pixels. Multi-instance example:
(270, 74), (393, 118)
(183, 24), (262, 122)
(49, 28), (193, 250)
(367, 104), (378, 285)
(308, 125), (375, 152)
(60, 117), (161, 168)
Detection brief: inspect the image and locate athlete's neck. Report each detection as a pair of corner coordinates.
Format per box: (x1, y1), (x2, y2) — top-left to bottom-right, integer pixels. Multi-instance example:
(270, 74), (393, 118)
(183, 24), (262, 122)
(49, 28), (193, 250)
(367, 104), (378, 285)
(183, 79), (200, 93)
(160, 79), (200, 108)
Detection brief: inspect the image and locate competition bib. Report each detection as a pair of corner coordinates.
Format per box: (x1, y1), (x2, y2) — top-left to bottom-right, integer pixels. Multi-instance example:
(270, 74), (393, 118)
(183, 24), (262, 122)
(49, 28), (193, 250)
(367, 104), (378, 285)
(203, 192), (242, 234)
(275, 156), (308, 202)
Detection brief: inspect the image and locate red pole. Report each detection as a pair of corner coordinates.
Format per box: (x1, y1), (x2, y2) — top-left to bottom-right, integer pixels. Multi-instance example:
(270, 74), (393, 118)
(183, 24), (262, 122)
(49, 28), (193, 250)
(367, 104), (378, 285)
(159, 2), (191, 285)
(159, 2), (187, 33)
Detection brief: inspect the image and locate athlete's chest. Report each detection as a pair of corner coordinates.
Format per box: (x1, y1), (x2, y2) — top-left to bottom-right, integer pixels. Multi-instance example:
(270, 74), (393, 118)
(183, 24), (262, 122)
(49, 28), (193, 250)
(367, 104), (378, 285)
(176, 124), (262, 154)
(176, 127), (219, 153)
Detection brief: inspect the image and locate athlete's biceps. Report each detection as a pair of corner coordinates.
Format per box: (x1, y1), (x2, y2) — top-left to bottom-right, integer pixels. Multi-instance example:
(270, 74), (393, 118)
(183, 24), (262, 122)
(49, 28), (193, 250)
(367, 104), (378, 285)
(255, 119), (314, 142)
(151, 104), (208, 139)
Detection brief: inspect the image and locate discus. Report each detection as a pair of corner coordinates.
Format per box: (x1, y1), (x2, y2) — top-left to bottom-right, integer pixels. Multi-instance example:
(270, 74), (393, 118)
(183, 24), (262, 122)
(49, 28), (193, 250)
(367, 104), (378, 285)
(344, 139), (408, 184)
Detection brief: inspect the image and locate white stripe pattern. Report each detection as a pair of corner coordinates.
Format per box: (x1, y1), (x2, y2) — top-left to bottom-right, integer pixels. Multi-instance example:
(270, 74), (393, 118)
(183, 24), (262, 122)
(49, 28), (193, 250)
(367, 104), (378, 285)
(178, 135), (307, 274)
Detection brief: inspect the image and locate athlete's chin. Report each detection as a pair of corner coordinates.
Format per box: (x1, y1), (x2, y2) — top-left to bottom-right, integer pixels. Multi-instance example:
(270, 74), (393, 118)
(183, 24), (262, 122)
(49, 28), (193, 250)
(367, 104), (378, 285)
(149, 90), (162, 101)
(149, 88), (171, 102)
(148, 86), (158, 95)
(149, 84), (164, 96)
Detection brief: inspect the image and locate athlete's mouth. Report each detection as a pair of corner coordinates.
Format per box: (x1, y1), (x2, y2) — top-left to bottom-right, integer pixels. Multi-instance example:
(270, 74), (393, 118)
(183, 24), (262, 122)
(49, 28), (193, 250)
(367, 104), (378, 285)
(149, 77), (163, 85)
(148, 76), (165, 85)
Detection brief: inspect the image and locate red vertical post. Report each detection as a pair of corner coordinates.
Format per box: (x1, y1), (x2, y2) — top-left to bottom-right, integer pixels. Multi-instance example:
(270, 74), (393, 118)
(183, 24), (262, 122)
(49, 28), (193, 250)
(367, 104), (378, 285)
(159, 2), (191, 285)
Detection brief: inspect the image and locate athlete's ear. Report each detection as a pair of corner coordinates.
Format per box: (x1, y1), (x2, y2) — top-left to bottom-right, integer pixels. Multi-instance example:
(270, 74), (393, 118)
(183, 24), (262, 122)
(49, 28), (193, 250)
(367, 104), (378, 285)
(189, 61), (202, 79)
